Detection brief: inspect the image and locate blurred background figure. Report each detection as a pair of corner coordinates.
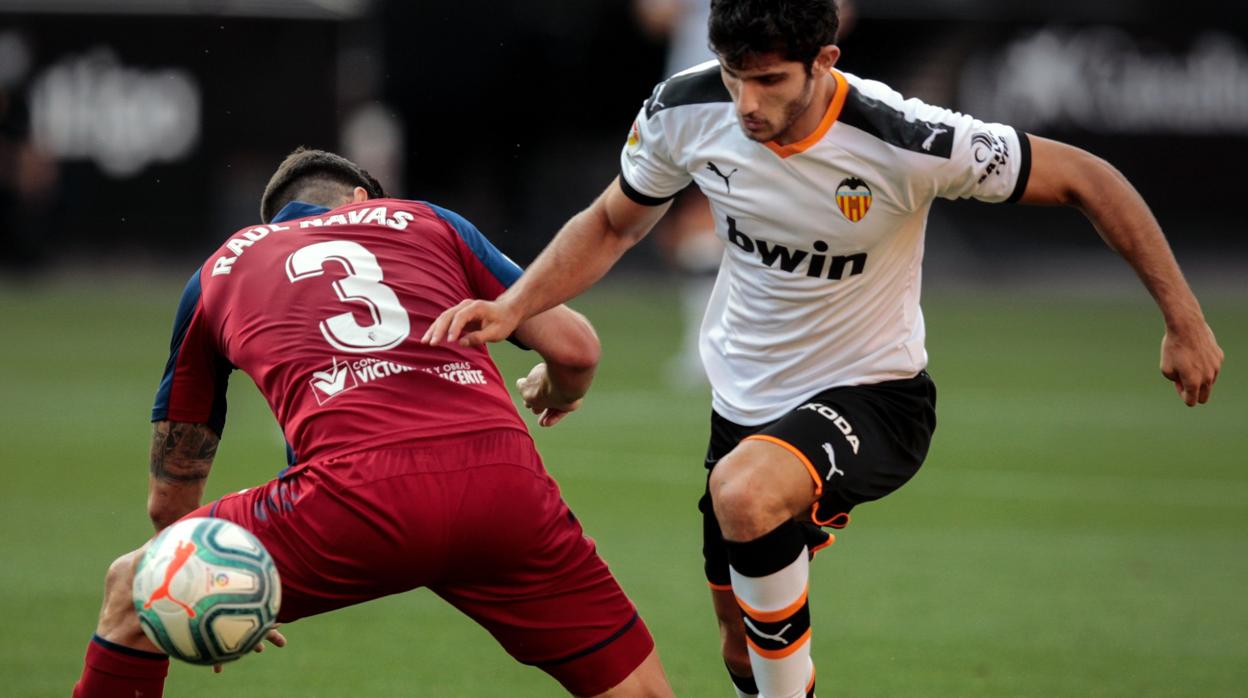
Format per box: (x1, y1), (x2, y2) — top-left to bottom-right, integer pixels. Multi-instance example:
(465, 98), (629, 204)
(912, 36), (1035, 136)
(634, 0), (722, 388)
(0, 28), (58, 273)
(634, 0), (713, 78)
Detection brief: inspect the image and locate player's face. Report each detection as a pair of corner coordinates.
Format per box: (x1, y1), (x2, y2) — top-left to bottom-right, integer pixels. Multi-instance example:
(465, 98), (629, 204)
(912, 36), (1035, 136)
(719, 52), (818, 143)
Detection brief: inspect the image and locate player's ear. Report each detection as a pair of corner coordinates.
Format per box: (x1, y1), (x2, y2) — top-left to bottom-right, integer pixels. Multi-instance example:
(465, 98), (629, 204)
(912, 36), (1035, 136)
(351, 186), (370, 203)
(815, 45), (840, 73)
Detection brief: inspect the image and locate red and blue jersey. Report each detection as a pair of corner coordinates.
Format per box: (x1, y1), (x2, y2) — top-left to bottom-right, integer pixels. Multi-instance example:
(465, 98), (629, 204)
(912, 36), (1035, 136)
(152, 198), (530, 470)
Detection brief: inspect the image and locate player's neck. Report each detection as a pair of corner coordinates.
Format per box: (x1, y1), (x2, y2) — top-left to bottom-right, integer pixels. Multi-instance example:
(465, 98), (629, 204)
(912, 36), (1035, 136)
(773, 70), (838, 147)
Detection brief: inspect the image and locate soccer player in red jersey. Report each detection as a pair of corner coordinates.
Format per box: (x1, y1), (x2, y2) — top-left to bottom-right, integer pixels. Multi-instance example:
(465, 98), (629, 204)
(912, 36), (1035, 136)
(71, 148), (675, 698)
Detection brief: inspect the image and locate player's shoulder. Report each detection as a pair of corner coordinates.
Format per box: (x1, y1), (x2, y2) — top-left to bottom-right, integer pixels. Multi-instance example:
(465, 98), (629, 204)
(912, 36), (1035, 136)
(644, 60), (730, 119)
(837, 71), (957, 159)
(840, 72), (909, 112)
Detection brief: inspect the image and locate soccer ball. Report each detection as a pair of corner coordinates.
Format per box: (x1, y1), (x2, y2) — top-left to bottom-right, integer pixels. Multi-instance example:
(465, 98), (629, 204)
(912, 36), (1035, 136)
(132, 517), (281, 665)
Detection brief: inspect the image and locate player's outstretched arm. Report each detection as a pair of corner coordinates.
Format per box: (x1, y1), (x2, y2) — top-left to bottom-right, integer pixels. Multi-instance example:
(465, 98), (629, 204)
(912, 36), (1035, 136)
(512, 306), (601, 427)
(147, 420), (219, 530)
(1018, 136), (1224, 406)
(423, 177), (670, 348)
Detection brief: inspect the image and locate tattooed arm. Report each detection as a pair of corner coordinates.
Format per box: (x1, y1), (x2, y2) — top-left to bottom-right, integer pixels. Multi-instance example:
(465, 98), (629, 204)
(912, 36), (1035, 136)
(147, 420), (220, 531)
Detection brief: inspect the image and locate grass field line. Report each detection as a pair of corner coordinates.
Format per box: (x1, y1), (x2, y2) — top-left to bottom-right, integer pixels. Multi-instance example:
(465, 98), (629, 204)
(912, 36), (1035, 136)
(857, 516), (1248, 552)
(572, 388), (707, 417)
(937, 394), (1242, 431)
(915, 466), (1248, 510)
(549, 449), (702, 485)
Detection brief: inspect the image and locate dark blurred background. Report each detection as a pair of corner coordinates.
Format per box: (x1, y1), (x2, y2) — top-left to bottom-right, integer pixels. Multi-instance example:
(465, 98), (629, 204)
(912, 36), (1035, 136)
(2, 0), (1246, 278)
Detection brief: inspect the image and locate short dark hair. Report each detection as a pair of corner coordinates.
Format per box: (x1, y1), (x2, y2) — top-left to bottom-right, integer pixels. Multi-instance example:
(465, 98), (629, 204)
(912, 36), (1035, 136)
(259, 147), (385, 223)
(709, 0), (840, 71)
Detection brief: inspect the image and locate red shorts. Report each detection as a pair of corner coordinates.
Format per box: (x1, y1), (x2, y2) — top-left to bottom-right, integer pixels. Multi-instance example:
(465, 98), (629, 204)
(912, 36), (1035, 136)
(187, 430), (652, 696)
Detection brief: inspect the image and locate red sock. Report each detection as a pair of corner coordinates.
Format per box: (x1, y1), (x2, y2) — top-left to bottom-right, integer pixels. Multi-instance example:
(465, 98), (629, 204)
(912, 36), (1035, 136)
(72, 635), (169, 698)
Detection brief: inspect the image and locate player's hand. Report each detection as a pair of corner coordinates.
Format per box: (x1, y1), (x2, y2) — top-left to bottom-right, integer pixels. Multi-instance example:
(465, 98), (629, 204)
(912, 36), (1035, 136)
(212, 626), (287, 673)
(516, 362), (582, 427)
(422, 299), (521, 348)
(1160, 321), (1223, 406)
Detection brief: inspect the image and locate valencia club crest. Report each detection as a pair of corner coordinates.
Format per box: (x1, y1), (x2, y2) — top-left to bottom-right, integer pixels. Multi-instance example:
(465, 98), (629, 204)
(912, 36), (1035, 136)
(625, 119), (642, 155)
(835, 177), (872, 222)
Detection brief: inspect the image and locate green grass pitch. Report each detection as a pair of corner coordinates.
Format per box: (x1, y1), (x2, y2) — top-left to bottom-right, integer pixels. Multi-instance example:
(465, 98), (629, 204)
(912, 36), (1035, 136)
(2, 277), (1245, 696)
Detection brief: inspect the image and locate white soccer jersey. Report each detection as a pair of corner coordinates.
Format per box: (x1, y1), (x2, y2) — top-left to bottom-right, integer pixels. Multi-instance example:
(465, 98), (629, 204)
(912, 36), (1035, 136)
(620, 61), (1031, 425)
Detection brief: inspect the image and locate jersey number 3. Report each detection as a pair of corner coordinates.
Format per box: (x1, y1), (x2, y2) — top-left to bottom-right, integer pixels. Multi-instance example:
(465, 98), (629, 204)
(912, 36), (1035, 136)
(285, 240), (410, 353)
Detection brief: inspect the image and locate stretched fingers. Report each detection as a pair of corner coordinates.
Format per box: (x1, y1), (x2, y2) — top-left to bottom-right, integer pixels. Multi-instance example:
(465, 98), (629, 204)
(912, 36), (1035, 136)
(421, 299), (473, 345)
(445, 301), (484, 345)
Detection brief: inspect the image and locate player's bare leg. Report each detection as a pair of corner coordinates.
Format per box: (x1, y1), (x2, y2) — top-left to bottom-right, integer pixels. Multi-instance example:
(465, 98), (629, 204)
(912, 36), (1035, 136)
(75, 542), (287, 695)
(712, 586), (758, 695)
(591, 648), (676, 698)
(711, 441), (815, 539)
(94, 548), (161, 650)
(710, 439), (821, 698)
(73, 546), (170, 698)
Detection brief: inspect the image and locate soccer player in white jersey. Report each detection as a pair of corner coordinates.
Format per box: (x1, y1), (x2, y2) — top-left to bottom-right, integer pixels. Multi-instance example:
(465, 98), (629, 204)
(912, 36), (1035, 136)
(425, 1), (1224, 695)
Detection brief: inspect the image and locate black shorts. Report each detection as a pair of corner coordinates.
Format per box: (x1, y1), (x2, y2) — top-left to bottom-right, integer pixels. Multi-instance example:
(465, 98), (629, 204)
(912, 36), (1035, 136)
(700, 372), (937, 587)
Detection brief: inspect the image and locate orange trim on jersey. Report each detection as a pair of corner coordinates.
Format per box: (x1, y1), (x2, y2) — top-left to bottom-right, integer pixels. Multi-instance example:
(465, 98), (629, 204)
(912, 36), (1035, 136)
(765, 69), (849, 159)
(746, 628), (813, 659)
(736, 586), (809, 624)
(708, 581), (734, 592)
(743, 434), (823, 498)
(808, 533), (835, 558)
(813, 508), (851, 528)
(807, 666), (817, 694)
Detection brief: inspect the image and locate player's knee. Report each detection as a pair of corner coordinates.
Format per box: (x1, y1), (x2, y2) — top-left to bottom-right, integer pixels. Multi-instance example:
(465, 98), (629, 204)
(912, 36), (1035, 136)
(709, 461), (780, 531)
(708, 461), (749, 514)
(104, 550), (141, 596)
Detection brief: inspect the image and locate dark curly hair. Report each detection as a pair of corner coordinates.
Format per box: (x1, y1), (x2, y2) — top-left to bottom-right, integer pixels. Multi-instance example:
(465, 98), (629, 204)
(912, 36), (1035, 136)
(709, 0), (840, 71)
(259, 147), (385, 223)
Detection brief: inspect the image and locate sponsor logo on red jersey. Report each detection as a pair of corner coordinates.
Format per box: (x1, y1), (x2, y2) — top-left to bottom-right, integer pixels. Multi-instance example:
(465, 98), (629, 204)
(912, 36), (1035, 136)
(309, 356), (424, 406)
(423, 361), (488, 386)
(310, 357), (359, 404)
